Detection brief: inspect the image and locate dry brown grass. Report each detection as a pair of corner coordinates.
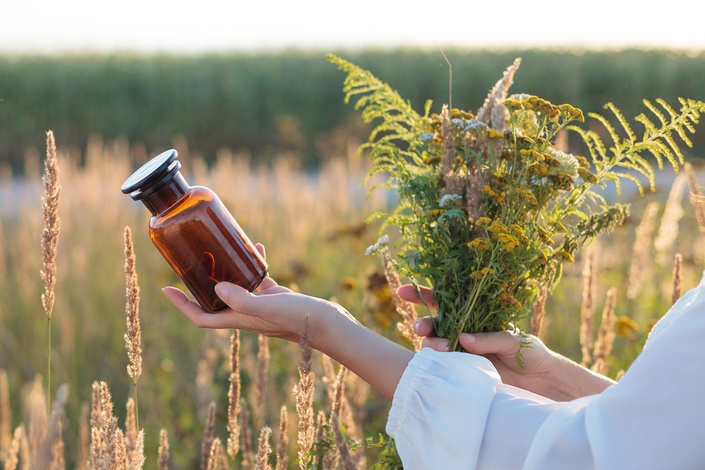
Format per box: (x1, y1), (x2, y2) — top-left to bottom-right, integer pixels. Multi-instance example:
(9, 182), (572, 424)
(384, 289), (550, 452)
(4, 131), (705, 468)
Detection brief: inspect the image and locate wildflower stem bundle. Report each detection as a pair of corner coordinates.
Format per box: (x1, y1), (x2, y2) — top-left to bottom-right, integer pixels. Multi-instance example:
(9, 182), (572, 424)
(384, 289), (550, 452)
(330, 54), (705, 351)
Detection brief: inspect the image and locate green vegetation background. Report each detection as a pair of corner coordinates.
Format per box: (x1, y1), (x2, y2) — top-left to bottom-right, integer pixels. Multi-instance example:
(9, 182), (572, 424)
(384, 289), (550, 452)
(3, 47), (705, 170)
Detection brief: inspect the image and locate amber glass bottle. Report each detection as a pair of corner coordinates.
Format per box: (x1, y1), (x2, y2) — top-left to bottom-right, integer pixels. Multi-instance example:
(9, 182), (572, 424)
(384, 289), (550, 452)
(121, 149), (267, 312)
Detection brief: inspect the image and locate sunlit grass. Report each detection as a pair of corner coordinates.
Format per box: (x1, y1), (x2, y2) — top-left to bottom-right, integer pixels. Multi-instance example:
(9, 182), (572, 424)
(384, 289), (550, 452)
(0, 135), (704, 467)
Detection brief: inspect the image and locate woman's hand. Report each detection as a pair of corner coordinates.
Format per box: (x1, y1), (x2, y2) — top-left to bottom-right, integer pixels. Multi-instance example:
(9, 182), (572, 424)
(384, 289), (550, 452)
(398, 284), (615, 401)
(163, 243), (414, 399)
(162, 244), (358, 347)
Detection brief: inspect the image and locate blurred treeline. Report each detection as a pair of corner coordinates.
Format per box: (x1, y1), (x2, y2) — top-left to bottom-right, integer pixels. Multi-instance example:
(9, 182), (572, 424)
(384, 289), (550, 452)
(2, 47), (705, 171)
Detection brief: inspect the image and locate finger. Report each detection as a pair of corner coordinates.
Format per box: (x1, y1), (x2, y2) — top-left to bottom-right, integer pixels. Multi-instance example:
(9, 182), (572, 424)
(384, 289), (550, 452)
(421, 336), (449, 352)
(256, 275), (279, 292)
(458, 330), (522, 356)
(413, 316), (437, 337)
(397, 285), (437, 309)
(162, 286), (242, 329)
(253, 243), (281, 292)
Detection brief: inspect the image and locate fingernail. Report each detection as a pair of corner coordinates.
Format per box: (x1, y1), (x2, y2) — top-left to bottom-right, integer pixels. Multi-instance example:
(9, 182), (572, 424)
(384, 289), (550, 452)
(461, 333), (476, 344)
(414, 319), (421, 334)
(438, 339), (449, 352)
(214, 283), (229, 297)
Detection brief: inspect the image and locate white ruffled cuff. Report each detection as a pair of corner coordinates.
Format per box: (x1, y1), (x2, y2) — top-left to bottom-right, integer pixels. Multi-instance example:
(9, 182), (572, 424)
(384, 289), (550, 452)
(386, 348), (501, 470)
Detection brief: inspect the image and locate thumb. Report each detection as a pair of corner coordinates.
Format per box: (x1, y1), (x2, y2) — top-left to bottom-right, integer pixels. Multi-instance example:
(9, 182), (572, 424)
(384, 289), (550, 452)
(458, 331), (521, 356)
(215, 282), (253, 314)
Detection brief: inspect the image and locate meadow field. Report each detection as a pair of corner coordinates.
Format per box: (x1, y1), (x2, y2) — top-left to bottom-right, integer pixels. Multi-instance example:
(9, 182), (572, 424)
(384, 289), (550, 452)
(2, 88), (705, 467)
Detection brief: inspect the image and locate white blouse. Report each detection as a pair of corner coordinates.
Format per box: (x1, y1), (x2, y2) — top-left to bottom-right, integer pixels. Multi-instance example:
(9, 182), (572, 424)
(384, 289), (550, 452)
(387, 273), (705, 469)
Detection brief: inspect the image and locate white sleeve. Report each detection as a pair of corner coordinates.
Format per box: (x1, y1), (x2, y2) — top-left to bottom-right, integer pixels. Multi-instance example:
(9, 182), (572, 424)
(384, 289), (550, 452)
(387, 274), (705, 470)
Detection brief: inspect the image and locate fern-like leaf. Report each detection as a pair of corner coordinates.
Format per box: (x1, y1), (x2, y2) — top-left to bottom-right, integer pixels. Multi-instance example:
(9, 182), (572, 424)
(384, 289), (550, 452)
(571, 98), (705, 195)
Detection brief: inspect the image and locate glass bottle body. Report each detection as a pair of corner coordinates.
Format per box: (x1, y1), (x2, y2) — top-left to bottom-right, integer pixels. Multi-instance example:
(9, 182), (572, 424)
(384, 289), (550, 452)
(150, 185), (267, 312)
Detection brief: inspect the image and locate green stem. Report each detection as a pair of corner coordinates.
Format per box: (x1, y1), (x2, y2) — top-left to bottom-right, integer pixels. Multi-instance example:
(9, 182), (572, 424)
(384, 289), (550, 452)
(47, 317), (52, 415)
(133, 381), (140, 433)
(447, 255), (496, 350)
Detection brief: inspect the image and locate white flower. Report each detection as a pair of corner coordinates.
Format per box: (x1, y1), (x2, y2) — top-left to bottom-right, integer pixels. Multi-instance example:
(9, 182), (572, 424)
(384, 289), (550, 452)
(365, 234), (390, 256)
(464, 119), (487, 132)
(549, 148), (579, 178)
(419, 132), (434, 142)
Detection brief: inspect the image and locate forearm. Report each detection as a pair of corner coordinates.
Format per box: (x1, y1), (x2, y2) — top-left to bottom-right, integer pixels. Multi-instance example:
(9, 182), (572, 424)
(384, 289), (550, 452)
(310, 304), (414, 400)
(545, 352), (615, 401)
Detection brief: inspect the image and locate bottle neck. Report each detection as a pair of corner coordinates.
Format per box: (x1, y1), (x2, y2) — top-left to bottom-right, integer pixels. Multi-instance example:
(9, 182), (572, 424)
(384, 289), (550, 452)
(140, 171), (191, 215)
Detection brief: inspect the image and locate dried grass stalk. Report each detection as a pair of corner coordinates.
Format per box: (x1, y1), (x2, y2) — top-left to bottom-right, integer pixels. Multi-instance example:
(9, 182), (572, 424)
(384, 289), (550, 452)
(158, 429), (170, 470)
(77, 402), (89, 470)
(0, 219), (6, 283)
(579, 250), (596, 366)
(113, 428), (128, 470)
(226, 330), (242, 460)
(0, 369), (11, 460)
(129, 430), (145, 469)
(26, 376), (48, 469)
(240, 398), (253, 469)
(440, 105), (454, 177)
(201, 401), (216, 470)
(41, 130), (61, 320)
(48, 384), (69, 470)
(626, 202), (660, 300)
(49, 420), (65, 470)
(125, 397), (137, 456)
(330, 367), (348, 421)
(672, 252), (683, 305)
(591, 288), (618, 376)
(123, 226), (143, 384)
(476, 57), (521, 130)
(684, 162), (705, 233)
(206, 437), (222, 470)
(99, 382), (118, 469)
(254, 427), (273, 470)
(196, 347), (218, 422)
(5, 425), (25, 470)
(276, 405), (289, 470)
(381, 254), (422, 351)
(89, 382), (103, 468)
(530, 284), (548, 338)
(655, 172), (686, 265)
(254, 335), (270, 431)
(331, 412), (357, 470)
(294, 316), (315, 470)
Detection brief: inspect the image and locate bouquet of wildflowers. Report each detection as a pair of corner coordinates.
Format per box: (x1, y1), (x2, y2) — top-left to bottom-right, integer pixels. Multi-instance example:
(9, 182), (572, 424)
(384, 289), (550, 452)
(329, 54), (705, 352)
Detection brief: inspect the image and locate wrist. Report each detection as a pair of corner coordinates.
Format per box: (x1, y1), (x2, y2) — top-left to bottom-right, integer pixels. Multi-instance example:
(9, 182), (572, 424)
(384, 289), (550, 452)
(546, 353), (615, 401)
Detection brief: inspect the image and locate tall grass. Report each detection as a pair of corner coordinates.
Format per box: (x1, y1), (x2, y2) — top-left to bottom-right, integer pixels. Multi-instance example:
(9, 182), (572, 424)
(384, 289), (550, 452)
(1, 134), (705, 467)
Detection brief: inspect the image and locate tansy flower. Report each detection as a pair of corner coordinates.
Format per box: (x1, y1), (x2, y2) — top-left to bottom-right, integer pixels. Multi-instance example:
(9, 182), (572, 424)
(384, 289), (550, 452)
(467, 238), (490, 251)
(470, 266), (495, 280)
(497, 233), (519, 251)
(487, 220), (509, 233)
(615, 315), (640, 337)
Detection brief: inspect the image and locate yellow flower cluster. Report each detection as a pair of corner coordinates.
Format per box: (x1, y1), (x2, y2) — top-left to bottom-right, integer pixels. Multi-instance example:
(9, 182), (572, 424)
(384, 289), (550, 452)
(482, 185), (505, 203)
(470, 266), (495, 280)
(497, 233), (519, 251)
(467, 238), (490, 251)
(616, 315), (640, 337)
(498, 290), (522, 309)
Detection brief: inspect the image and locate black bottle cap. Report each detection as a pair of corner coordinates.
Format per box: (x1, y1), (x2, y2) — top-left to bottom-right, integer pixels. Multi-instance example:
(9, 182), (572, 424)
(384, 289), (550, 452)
(121, 149), (181, 199)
